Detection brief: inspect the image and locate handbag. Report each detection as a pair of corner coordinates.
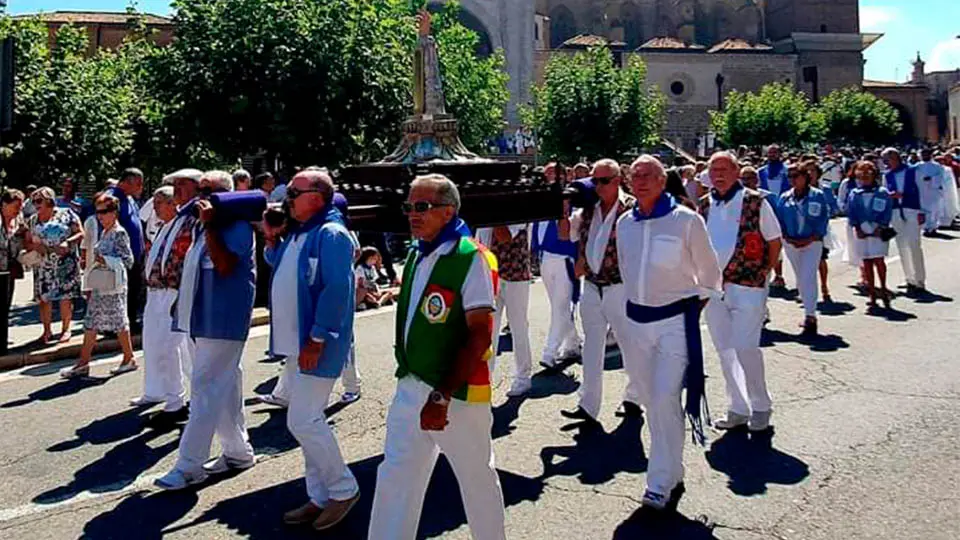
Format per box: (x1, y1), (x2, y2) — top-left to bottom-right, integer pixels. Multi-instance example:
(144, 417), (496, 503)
(878, 227), (897, 242)
(17, 250), (42, 269)
(86, 268), (117, 292)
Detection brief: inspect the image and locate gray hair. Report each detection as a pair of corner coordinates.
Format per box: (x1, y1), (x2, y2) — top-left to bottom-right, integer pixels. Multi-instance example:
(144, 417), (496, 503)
(592, 158), (621, 175)
(153, 185), (175, 203)
(881, 147), (900, 159)
(232, 169), (252, 182)
(630, 154), (667, 178)
(680, 164), (697, 177)
(411, 174), (461, 213)
(708, 151), (739, 168)
(201, 170), (234, 192)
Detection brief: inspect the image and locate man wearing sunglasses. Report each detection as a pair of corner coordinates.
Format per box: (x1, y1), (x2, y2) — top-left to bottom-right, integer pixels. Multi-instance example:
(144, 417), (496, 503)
(558, 159), (645, 427)
(261, 169), (361, 530)
(369, 174), (505, 540)
(156, 171), (257, 491)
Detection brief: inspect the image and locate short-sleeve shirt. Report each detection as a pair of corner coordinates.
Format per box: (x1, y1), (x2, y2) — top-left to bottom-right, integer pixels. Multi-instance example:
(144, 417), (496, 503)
(707, 190), (782, 269)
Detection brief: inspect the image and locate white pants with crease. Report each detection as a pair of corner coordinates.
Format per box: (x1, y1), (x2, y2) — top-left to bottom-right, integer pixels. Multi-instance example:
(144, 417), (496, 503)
(892, 209), (926, 287)
(274, 340), (361, 401)
(492, 280), (532, 384)
(540, 256), (581, 361)
(287, 372), (359, 506)
(784, 241), (823, 317)
(706, 284), (772, 416)
(368, 376), (506, 540)
(578, 282), (643, 420)
(174, 338), (254, 475)
(622, 313), (688, 495)
(142, 288), (192, 411)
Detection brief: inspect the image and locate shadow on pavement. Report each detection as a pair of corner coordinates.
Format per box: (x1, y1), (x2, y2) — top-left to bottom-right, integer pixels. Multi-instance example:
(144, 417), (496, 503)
(613, 508), (719, 539)
(865, 305), (918, 322)
(767, 287), (798, 301)
(816, 300), (856, 317)
(704, 428), (809, 496)
(83, 455), (543, 540)
(246, 399), (354, 458)
(760, 328), (850, 353)
(538, 417), (647, 486)
(1, 376), (111, 408)
(491, 368), (580, 439)
(912, 290), (953, 304)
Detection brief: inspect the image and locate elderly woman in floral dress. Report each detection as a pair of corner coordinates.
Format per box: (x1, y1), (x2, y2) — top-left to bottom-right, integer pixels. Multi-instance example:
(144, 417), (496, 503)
(61, 194), (136, 378)
(24, 187), (84, 344)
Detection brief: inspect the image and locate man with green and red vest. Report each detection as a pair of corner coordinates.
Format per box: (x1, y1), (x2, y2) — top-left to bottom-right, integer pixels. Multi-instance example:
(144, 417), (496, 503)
(368, 174), (506, 540)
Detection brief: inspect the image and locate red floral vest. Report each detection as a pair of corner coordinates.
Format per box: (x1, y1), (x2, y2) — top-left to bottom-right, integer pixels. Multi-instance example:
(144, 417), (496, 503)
(490, 228), (531, 282)
(699, 190), (770, 288)
(578, 194), (636, 286)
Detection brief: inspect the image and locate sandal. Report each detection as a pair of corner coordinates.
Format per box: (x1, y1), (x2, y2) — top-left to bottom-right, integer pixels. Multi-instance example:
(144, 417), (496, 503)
(57, 332), (72, 344)
(60, 365), (90, 379)
(110, 362), (138, 375)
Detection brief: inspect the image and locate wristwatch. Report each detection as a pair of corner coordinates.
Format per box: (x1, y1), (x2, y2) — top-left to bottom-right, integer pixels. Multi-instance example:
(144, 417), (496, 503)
(429, 390), (450, 406)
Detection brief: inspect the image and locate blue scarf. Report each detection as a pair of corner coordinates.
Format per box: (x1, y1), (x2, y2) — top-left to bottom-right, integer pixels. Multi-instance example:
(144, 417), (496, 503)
(633, 193), (677, 221)
(289, 205), (345, 235)
(417, 217), (470, 259)
(711, 181), (743, 204)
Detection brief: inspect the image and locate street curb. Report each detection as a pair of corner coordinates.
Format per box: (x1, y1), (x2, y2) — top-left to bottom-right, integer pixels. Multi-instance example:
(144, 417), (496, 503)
(0, 309), (271, 372)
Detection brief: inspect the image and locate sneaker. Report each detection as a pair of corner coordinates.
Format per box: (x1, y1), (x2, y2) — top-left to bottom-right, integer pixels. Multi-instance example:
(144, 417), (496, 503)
(340, 391), (361, 404)
(154, 468), (207, 491)
(203, 454), (256, 475)
(284, 501), (324, 525)
(506, 378), (532, 397)
(255, 393), (289, 408)
(748, 410), (772, 432)
(110, 362), (138, 375)
(59, 365), (89, 379)
(129, 396), (164, 407)
(313, 492), (361, 531)
(714, 411), (749, 430)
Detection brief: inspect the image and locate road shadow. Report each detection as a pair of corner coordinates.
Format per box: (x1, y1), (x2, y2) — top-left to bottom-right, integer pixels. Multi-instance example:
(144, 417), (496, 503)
(246, 399), (354, 458)
(492, 396), (524, 440)
(491, 369), (580, 439)
(1, 375), (111, 408)
(538, 417), (647, 486)
(768, 287), (798, 301)
(912, 290), (953, 304)
(816, 300), (856, 317)
(704, 428), (809, 496)
(613, 508), (719, 539)
(865, 305), (918, 322)
(252, 375), (279, 397)
(83, 454), (543, 540)
(760, 328), (850, 353)
(922, 231), (957, 241)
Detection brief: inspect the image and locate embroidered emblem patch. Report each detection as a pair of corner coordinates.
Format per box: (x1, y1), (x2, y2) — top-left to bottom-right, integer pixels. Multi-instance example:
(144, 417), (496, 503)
(872, 198), (887, 212)
(808, 202), (822, 217)
(421, 285), (454, 324)
(742, 231), (764, 261)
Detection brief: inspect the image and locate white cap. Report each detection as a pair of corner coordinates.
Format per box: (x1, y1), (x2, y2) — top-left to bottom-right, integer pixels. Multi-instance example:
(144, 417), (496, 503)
(162, 168), (204, 185)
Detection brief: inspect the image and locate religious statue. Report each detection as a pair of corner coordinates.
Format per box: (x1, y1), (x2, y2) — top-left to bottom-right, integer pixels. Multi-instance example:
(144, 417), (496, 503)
(413, 9), (447, 118)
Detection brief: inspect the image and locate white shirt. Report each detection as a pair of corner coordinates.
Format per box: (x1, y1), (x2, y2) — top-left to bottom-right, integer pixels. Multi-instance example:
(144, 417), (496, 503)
(821, 159), (843, 185)
(271, 233), (309, 357)
(916, 161), (946, 211)
(616, 205), (722, 308)
(706, 190), (782, 270)
(404, 239), (495, 343)
(139, 197), (163, 244)
(570, 193), (625, 274)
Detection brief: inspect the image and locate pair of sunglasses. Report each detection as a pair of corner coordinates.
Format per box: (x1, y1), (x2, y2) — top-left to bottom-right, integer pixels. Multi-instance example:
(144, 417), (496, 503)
(95, 208), (114, 215)
(593, 176), (617, 185)
(287, 187), (322, 200)
(401, 201), (452, 215)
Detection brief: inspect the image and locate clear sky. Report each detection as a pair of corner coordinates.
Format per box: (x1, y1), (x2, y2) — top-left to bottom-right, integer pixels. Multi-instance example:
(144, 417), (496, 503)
(6, 0), (959, 83)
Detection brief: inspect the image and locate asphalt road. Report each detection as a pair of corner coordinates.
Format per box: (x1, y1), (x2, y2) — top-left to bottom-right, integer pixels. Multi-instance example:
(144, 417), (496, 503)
(1, 227), (959, 540)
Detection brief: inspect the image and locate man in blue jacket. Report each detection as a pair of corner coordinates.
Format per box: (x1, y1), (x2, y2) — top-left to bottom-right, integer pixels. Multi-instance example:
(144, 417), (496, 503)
(882, 147), (927, 294)
(264, 169), (361, 531)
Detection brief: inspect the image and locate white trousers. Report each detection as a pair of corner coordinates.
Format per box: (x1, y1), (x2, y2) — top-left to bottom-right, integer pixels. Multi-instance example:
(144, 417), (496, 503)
(274, 341), (361, 401)
(784, 241), (823, 317)
(924, 203), (943, 233)
(706, 284), (772, 416)
(287, 372), (359, 506)
(578, 282), (643, 419)
(892, 209), (926, 287)
(175, 338), (254, 475)
(622, 314), (688, 495)
(492, 280), (532, 383)
(142, 288), (192, 411)
(368, 376), (506, 540)
(540, 256), (581, 361)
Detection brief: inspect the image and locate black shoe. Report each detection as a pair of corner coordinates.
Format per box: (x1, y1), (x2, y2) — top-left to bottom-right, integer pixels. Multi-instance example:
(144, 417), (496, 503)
(615, 401), (644, 420)
(666, 482), (686, 513)
(560, 407), (599, 425)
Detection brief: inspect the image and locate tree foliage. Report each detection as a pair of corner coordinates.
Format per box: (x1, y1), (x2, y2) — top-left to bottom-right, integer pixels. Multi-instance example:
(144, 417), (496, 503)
(525, 47), (664, 163)
(816, 87), (902, 146)
(710, 82), (825, 148)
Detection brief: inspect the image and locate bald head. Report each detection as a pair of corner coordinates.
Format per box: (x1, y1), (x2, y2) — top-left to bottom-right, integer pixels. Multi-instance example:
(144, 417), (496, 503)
(289, 169), (335, 222)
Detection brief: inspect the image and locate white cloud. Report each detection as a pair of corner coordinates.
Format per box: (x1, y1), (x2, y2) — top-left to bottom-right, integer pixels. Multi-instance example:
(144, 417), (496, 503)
(860, 6), (898, 31)
(928, 38), (960, 72)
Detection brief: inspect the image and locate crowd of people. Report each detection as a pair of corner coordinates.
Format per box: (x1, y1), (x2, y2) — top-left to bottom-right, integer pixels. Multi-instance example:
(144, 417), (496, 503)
(0, 141), (957, 538)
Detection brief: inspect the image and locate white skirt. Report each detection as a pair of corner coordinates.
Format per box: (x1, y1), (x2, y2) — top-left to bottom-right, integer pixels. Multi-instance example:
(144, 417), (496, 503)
(852, 222), (889, 260)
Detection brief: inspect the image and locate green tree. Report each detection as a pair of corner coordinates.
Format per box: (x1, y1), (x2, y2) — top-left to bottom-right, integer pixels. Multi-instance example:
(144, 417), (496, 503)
(158, 0), (508, 168)
(525, 47), (664, 163)
(710, 82), (824, 148)
(816, 87), (903, 146)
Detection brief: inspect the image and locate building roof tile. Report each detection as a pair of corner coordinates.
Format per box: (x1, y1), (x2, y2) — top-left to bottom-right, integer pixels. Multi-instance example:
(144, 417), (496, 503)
(13, 11), (172, 26)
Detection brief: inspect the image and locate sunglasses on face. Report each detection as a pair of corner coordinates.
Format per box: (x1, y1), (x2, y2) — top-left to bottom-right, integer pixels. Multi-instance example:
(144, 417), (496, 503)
(96, 208), (113, 215)
(402, 201), (451, 215)
(287, 187), (322, 200)
(593, 176), (617, 185)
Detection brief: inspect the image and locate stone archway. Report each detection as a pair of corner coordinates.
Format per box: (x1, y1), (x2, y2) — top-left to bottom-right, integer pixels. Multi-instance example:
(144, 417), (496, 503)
(889, 102), (916, 143)
(549, 5), (577, 48)
(428, 0), (496, 57)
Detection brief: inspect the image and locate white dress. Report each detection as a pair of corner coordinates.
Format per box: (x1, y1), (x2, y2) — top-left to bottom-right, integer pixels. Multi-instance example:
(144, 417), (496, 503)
(851, 192), (890, 260)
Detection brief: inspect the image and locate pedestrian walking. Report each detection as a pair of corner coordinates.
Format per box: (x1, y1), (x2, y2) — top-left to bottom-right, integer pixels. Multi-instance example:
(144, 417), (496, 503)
(883, 148), (927, 295)
(848, 161), (894, 310)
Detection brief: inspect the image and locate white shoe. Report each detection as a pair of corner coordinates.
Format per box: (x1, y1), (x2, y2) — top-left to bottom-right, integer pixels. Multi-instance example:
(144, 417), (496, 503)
(714, 411), (749, 430)
(255, 393), (289, 408)
(506, 379), (532, 397)
(154, 469), (208, 491)
(748, 410), (772, 432)
(202, 454), (256, 475)
(340, 391), (361, 404)
(129, 396), (164, 407)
